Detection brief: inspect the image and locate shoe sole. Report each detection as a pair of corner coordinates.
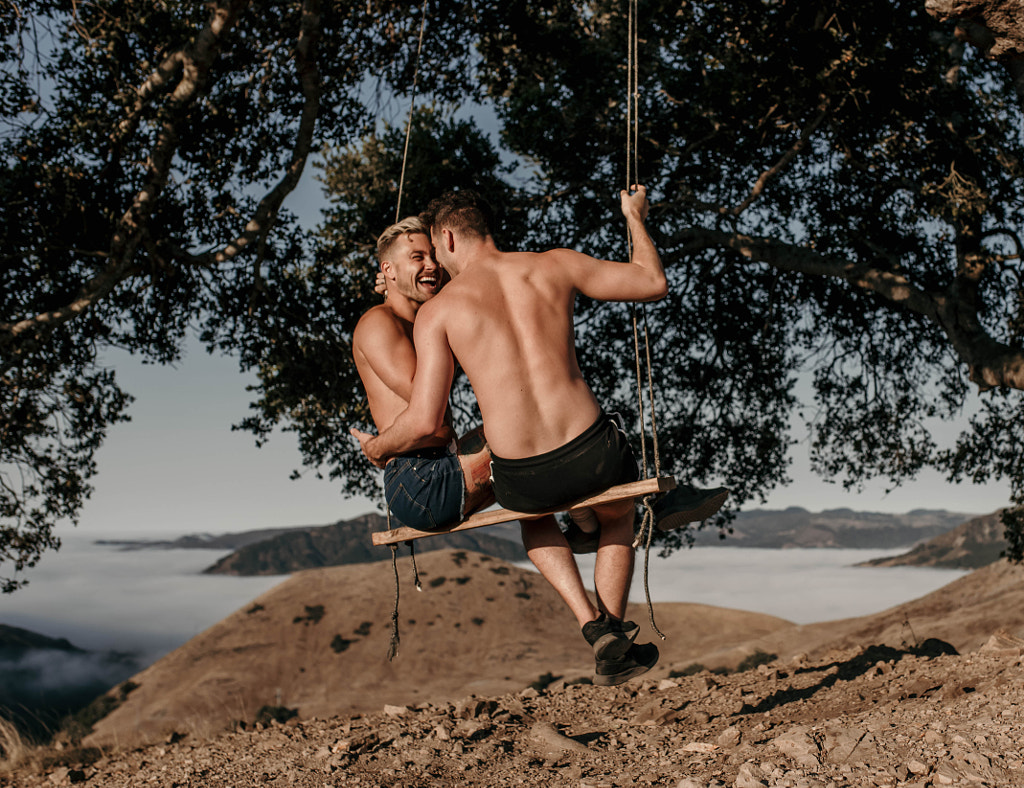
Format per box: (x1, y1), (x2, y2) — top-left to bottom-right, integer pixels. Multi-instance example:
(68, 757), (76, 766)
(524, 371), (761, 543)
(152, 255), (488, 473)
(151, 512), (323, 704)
(591, 621), (641, 660)
(656, 489), (729, 532)
(593, 644), (660, 686)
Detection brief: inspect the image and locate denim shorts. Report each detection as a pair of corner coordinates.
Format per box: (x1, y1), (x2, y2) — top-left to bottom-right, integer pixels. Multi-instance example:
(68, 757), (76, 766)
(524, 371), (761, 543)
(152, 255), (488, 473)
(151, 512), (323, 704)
(489, 412), (639, 513)
(384, 447), (465, 531)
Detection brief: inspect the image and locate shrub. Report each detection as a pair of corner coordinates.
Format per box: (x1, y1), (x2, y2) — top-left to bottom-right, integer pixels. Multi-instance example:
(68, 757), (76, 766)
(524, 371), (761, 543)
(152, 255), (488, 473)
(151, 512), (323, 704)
(330, 635), (353, 653)
(736, 650), (778, 673)
(293, 605), (325, 625)
(254, 706), (298, 726)
(669, 663), (705, 678)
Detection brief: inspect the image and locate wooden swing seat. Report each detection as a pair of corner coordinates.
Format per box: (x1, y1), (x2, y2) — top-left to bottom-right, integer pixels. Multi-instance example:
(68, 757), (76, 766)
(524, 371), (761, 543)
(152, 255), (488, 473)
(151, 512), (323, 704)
(372, 475), (675, 546)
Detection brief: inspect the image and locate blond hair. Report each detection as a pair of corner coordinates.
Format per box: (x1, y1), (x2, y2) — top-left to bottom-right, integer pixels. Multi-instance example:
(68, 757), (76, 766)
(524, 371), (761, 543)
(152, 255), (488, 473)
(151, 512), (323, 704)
(377, 216), (429, 262)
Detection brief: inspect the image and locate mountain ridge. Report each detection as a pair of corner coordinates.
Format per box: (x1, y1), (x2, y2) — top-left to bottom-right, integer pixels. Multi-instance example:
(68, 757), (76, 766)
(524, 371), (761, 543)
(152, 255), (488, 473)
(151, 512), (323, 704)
(95, 507), (982, 576)
(858, 510), (1007, 569)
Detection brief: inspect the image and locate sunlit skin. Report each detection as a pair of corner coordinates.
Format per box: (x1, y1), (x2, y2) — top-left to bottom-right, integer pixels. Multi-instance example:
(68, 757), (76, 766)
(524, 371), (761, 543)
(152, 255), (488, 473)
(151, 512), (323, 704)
(351, 231), (493, 516)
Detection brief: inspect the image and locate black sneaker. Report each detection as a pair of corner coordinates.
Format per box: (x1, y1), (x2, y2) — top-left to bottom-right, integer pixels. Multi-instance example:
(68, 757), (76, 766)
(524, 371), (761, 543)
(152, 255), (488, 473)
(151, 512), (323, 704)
(581, 612), (640, 660)
(564, 521), (600, 554)
(594, 641), (660, 686)
(653, 484), (729, 532)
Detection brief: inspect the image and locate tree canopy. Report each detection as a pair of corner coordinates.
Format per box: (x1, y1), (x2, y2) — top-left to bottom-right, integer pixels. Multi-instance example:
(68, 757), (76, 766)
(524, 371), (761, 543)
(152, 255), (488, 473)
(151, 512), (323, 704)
(3, 0), (1024, 591)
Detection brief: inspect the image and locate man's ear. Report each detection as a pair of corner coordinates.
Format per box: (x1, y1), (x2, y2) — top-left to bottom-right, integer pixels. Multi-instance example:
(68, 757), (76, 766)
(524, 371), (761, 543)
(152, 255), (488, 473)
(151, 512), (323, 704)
(440, 227), (455, 253)
(380, 259), (395, 279)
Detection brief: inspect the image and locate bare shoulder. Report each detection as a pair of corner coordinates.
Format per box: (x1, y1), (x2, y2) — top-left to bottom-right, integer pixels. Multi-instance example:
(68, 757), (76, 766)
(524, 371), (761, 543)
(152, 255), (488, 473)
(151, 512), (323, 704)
(494, 247), (587, 274)
(412, 291), (450, 329)
(530, 247), (602, 284)
(531, 247), (597, 266)
(353, 304), (405, 350)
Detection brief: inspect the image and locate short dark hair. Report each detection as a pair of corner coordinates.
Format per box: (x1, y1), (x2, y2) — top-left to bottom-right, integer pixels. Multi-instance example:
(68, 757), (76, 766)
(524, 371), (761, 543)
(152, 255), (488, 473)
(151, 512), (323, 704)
(422, 189), (495, 240)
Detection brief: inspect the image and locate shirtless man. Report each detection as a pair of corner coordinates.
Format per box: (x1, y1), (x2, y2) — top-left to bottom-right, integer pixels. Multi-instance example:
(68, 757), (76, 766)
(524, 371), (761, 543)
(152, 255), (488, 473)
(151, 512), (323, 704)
(351, 216), (493, 532)
(352, 187), (668, 684)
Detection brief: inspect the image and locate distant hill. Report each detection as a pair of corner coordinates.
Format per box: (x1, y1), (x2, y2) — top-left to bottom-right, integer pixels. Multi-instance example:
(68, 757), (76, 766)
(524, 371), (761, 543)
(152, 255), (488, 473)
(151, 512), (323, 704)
(95, 507), (986, 578)
(15, 554), (1024, 788)
(0, 623), (83, 656)
(692, 507), (974, 549)
(0, 624), (139, 741)
(203, 512), (527, 575)
(857, 510), (1007, 569)
(96, 527), (310, 552)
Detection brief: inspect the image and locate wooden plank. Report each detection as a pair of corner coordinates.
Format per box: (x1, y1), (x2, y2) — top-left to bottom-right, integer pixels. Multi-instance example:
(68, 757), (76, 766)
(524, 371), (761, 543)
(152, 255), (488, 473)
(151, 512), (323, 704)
(372, 475), (676, 546)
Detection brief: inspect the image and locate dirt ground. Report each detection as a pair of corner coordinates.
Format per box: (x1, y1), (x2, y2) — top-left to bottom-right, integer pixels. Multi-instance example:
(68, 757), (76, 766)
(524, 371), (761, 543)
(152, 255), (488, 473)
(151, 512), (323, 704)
(9, 632), (1024, 787)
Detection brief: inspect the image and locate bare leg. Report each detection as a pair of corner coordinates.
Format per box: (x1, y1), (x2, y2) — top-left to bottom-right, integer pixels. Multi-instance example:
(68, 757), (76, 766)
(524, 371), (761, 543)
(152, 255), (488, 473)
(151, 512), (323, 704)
(590, 499), (636, 620)
(520, 515), (598, 628)
(569, 506), (599, 534)
(457, 426), (496, 515)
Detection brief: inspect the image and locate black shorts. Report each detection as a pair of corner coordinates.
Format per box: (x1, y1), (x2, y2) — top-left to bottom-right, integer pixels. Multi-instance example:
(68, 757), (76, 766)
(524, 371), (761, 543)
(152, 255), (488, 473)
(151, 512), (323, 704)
(489, 412), (639, 513)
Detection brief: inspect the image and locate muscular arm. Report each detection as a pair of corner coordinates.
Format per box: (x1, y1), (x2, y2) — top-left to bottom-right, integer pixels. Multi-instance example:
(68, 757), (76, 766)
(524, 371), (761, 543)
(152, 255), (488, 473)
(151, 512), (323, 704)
(353, 302), (455, 467)
(564, 186), (668, 303)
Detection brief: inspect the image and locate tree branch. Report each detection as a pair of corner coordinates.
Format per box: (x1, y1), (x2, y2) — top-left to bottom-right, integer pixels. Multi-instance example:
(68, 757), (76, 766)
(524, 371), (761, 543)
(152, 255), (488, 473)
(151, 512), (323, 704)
(109, 50), (187, 151)
(666, 226), (1024, 390)
(1, 1), (248, 346)
(725, 102), (833, 216)
(169, 0), (322, 273)
(926, 0), (1024, 105)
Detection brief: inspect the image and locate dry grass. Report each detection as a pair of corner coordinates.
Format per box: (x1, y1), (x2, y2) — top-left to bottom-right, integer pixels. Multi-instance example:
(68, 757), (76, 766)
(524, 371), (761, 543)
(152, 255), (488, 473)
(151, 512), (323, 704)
(0, 715), (31, 773)
(0, 712), (113, 782)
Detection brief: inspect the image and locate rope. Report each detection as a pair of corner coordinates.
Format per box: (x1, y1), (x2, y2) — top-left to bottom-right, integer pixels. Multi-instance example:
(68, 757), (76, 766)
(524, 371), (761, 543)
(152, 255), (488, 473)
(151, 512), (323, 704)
(387, 543), (401, 660)
(386, 1), (431, 659)
(394, 0), (429, 223)
(624, 0), (665, 640)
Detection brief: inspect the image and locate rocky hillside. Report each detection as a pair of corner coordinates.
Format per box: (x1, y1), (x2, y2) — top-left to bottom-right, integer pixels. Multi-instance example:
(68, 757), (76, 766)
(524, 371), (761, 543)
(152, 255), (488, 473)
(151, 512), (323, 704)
(859, 511), (1007, 569)
(694, 508), (973, 549)
(203, 513), (526, 575)
(7, 555), (1024, 788)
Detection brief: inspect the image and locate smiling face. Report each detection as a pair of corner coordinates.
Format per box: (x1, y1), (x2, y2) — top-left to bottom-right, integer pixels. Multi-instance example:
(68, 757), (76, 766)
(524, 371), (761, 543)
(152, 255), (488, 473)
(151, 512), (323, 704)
(382, 232), (442, 304)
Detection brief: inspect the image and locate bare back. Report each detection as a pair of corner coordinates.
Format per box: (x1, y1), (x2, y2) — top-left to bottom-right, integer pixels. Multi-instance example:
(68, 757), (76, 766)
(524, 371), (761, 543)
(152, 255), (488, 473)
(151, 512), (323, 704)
(429, 248), (602, 459)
